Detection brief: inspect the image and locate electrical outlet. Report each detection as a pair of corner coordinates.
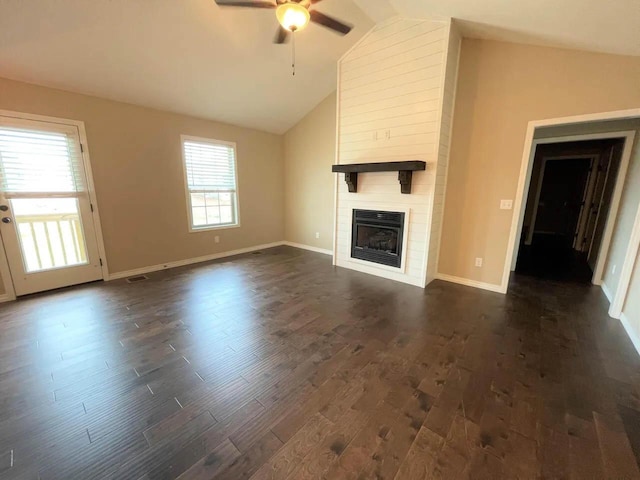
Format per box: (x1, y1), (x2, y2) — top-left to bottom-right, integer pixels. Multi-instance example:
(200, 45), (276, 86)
(500, 199), (513, 210)
(214, 236), (220, 244)
(315, 232), (320, 239)
(475, 257), (483, 267)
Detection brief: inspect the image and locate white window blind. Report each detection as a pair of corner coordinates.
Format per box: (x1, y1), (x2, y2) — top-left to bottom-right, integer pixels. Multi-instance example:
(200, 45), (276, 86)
(182, 137), (239, 230)
(0, 127), (85, 195)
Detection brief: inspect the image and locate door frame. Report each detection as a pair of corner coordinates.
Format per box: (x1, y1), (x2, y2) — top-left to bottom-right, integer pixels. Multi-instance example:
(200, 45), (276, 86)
(509, 129), (635, 287)
(525, 153), (597, 246)
(0, 110), (109, 301)
(504, 108), (640, 297)
(610, 200), (640, 318)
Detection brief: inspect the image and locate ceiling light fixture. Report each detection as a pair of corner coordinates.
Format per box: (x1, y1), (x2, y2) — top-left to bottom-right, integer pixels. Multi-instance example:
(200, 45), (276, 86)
(276, 3), (310, 32)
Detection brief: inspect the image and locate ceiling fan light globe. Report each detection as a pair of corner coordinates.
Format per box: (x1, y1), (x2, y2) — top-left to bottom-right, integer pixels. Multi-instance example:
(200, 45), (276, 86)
(276, 3), (310, 32)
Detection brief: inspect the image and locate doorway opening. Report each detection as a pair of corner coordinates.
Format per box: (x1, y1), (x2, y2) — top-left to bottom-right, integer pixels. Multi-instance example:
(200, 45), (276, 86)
(515, 138), (625, 283)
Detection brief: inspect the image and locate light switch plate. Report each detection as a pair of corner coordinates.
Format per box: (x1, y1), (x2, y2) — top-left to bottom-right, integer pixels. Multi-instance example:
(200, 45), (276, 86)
(500, 199), (513, 210)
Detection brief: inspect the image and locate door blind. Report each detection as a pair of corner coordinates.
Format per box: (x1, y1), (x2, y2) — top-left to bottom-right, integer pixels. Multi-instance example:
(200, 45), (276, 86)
(183, 140), (237, 192)
(0, 127), (85, 194)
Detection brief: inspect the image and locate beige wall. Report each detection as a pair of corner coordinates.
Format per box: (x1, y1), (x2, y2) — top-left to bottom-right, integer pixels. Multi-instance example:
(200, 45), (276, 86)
(283, 92), (336, 251)
(0, 77), (284, 282)
(440, 39), (640, 286)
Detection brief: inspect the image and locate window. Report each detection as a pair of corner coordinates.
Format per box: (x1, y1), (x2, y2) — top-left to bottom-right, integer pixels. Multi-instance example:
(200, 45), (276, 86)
(181, 135), (239, 231)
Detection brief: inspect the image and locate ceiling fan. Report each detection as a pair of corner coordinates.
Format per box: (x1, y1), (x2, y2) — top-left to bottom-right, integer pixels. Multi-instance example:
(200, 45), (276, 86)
(214, 0), (353, 44)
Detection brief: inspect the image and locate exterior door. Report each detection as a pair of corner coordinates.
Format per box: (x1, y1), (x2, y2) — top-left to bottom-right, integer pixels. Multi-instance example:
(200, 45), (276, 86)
(0, 116), (103, 296)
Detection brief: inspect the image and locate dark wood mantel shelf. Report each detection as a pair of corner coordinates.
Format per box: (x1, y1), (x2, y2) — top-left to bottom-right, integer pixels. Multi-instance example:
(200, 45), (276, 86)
(332, 161), (426, 194)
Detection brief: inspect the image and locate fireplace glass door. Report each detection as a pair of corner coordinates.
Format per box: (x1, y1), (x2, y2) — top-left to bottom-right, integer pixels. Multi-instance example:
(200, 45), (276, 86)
(351, 210), (404, 268)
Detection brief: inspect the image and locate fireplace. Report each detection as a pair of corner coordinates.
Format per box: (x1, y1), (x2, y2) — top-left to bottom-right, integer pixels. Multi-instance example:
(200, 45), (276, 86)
(351, 209), (405, 268)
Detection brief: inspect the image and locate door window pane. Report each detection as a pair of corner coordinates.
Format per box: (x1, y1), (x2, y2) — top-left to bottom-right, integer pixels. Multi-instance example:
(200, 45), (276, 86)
(10, 198), (88, 273)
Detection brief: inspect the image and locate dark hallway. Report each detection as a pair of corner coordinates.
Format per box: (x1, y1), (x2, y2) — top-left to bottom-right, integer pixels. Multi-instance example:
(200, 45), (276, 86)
(516, 138), (625, 284)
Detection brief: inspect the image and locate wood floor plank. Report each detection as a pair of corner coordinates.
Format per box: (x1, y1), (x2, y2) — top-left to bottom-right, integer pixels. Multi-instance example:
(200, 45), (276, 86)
(213, 430), (283, 480)
(249, 413), (332, 480)
(175, 439), (241, 480)
(0, 246), (638, 478)
(394, 425), (444, 480)
(594, 411), (640, 479)
(155, 400), (265, 480)
(284, 408), (371, 480)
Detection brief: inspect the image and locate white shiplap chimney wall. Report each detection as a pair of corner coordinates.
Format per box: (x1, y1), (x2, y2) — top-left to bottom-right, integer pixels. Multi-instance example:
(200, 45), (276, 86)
(333, 17), (461, 287)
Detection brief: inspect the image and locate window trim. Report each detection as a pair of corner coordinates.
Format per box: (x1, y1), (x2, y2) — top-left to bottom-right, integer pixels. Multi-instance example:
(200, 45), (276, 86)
(180, 134), (241, 233)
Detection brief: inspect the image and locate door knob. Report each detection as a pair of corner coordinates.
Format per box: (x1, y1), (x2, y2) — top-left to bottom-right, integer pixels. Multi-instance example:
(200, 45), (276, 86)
(1, 217), (11, 224)
(0, 205), (8, 212)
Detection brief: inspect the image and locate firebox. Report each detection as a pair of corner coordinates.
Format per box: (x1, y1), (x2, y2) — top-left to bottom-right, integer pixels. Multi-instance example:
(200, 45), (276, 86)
(351, 209), (405, 268)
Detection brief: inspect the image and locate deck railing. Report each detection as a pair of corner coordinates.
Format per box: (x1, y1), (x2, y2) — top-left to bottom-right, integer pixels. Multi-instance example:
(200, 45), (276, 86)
(14, 213), (87, 272)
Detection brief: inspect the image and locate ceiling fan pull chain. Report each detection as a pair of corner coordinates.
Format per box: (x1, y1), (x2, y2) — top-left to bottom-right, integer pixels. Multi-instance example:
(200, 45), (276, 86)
(292, 30), (296, 76)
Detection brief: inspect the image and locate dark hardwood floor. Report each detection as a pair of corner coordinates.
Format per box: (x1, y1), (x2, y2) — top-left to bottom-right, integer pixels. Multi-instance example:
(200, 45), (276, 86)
(516, 234), (594, 285)
(1, 245), (639, 479)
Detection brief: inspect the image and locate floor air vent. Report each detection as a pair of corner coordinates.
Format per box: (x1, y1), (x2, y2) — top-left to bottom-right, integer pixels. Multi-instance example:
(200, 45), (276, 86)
(126, 275), (149, 283)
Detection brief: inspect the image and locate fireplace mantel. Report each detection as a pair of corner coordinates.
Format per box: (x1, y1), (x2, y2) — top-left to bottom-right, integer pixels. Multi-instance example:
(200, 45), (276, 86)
(332, 161), (426, 194)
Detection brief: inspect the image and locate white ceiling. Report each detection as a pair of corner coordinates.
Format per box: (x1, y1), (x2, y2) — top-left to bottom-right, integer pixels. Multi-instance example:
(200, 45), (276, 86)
(0, 1), (638, 135)
(0, 0), (373, 134)
(388, 0), (640, 58)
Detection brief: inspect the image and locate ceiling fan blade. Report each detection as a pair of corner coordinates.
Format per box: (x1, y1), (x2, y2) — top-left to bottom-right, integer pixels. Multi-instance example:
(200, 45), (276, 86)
(215, 0), (276, 8)
(274, 26), (290, 44)
(309, 10), (352, 35)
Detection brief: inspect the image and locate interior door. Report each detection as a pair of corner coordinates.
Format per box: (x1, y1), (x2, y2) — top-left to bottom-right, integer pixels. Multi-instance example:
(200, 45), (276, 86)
(0, 116), (103, 296)
(534, 159), (591, 247)
(582, 148), (610, 254)
(588, 142), (622, 270)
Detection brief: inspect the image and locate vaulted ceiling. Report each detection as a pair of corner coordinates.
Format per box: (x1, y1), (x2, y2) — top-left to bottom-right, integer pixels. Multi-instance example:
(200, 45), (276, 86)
(388, 0), (640, 58)
(0, 0), (374, 134)
(0, 0), (638, 134)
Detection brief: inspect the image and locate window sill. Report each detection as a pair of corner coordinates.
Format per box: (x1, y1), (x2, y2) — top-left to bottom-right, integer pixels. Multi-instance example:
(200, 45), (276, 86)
(188, 223), (241, 233)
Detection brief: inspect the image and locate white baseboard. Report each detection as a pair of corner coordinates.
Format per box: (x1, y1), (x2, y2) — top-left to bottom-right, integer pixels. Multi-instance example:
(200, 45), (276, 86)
(601, 282), (613, 303)
(436, 273), (505, 294)
(107, 241), (285, 280)
(620, 312), (640, 356)
(283, 242), (333, 256)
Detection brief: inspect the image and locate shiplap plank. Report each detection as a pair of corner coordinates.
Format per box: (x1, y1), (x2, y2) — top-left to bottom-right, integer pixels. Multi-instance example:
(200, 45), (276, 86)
(341, 68), (441, 100)
(340, 117), (437, 137)
(341, 76), (442, 109)
(339, 145), (436, 162)
(341, 27), (446, 72)
(341, 90), (441, 118)
(340, 111), (439, 132)
(345, 21), (445, 62)
(341, 47), (444, 82)
(340, 101), (440, 126)
(340, 133), (438, 153)
(341, 63), (442, 93)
